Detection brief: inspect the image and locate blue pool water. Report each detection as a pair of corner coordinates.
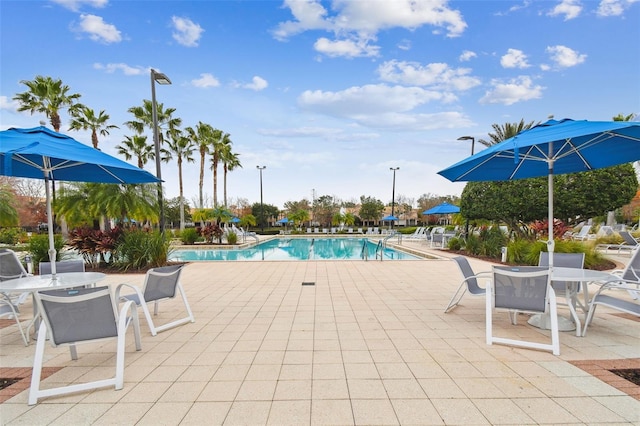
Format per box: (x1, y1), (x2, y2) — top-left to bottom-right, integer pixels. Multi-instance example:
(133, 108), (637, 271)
(169, 238), (421, 261)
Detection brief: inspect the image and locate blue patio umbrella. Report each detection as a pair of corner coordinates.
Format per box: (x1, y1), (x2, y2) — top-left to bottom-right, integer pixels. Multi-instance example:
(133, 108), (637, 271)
(422, 202), (460, 215)
(276, 217), (289, 224)
(230, 217), (241, 223)
(1, 126), (160, 276)
(438, 118), (640, 265)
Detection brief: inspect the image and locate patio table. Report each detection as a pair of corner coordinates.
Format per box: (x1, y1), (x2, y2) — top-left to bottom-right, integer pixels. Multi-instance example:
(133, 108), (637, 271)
(527, 267), (619, 337)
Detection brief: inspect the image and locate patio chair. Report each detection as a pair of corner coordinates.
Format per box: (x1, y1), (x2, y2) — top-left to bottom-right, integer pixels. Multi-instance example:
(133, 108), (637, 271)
(28, 286), (142, 405)
(486, 266), (559, 355)
(583, 281), (640, 336)
(115, 264), (194, 336)
(444, 256), (488, 313)
(39, 259), (86, 275)
(0, 293), (29, 346)
(0, 248), (32, 316)
(538, 251), (586, 316)
(608, 247), (640, 300)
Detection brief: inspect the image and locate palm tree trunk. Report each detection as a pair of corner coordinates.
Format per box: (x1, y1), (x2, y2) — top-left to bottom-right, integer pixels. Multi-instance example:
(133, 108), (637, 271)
(179, 159), (185, 232)
(223, 166), (228, 207)
(213, 164), (218, 207)
(199, 152), (205, 208)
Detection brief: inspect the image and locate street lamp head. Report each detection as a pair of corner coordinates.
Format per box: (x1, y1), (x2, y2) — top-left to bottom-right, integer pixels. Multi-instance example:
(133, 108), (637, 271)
(457, 136), (474, 141)
(151, 69), (172, 85)
(390, 167), (399, 171)
(256, 165), (266, 170)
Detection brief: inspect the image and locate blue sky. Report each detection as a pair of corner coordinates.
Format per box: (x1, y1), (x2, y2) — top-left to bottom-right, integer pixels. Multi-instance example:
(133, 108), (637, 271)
(1, 0), (639, 210)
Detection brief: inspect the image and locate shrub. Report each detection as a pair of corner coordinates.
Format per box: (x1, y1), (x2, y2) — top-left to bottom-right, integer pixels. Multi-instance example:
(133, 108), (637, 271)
(0, 227), (24, 245)
(181, 228), (200, 245)
(201, 223), (223, 243)
(478, 227), (508, 258)
(112, 229), (171, 271)
(67, 226), (123, 267)
(27, 233), (66, 271)
(447, 237), (462, 251)
(465, 234), (481, 255)
(226, 231), (238, 245)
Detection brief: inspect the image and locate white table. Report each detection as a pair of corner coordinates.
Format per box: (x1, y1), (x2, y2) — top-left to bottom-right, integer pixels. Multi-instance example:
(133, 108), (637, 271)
(0, 272), (105, 293)
(527, 267), (619, 337)
(0, 272), (106, 342)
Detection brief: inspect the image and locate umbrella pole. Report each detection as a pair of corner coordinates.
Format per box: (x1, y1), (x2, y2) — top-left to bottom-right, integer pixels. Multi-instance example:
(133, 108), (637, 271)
(547, 144), (555, 267)
(44, 175), (57, 278)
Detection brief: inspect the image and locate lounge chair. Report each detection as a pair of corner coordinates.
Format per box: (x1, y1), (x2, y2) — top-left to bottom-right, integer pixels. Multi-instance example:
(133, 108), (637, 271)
(405, 227), (426, 240)
(571, 225), (592, 241)
(486, 266), (559, 355)
(0, 293), (28, 346)
(597, 231), (639, 254)
(607, 247), (640, 300)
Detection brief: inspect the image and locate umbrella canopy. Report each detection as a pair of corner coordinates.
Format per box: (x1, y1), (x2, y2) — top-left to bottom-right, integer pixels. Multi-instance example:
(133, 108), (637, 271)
(422, 202), (460, 215)
(230, 217), (241, 223)
(1, 126), (160, 276)
(438, 118), (640, 265)
(381, 215), (398, 221)
(276, 217), (289, 224)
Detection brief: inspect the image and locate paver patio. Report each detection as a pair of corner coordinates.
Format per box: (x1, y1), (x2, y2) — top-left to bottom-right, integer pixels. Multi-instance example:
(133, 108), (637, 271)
(1, 243), (638, 425)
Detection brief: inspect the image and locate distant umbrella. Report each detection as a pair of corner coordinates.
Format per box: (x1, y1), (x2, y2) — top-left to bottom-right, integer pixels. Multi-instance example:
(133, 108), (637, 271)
(422, 202), (460, 215)
(381, 215), (398, 221)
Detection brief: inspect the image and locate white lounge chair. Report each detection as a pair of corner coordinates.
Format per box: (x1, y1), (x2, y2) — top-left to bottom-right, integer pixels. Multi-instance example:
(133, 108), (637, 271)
(571, 225), (592, 241)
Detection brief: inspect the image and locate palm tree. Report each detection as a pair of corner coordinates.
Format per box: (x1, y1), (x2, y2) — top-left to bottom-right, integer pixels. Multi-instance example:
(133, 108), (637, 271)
(164, 129), (196, 231)
(125, 100), (182, 147)
(69, 106), (119, 149)
(13, 75), (82, 132)
(185, 121), (215, 208)
(116, 135), (154, 168)
(208, 129), (229, 207)
(221, 144), (242, 207)
(477, 119), (537, 147)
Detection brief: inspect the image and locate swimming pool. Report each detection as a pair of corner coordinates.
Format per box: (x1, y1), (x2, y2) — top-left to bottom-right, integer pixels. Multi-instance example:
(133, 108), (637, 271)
(169, 237), (422, 261)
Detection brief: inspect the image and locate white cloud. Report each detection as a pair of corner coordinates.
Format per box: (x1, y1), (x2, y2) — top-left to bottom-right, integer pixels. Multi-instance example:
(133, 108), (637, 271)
(75, 14), (121, 43)
(191, 73), (220, 88)
(548, 0), (583, 20)
(500, 48), (530, 68)
(459, 50), (477, 62)
(479, 76), (544, 105)
(397, 39), (411, 51)
(296, 83), (472, 130)
(377, 60), (481, 91)
(51, 0), (107, 12)
(597, 0), (638, 16)
(273, 0), (467, 58)
(0, 95), (19, 111)
(171, 16), (204, 47)
(242, 76), (269, 91)
(314, 37), (380, 58)
(546, 45), (587, 68)
(93, 62), (146, 75)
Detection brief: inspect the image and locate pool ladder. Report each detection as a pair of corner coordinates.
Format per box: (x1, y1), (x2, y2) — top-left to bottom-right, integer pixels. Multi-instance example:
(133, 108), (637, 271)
(375, 231), (401, 261)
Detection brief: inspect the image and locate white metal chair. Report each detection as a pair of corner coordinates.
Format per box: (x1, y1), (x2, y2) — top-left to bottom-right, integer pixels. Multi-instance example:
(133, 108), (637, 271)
(0, 294), (29, 346)
(444, 256), (488, 313)
(538, 252), (585, 334)
(486, 265), (559, 355)
(115, 264), (194, 336)
(0, 248), (31, 344)
(609, 247), (640, 300)
(39, 259), (86, 275)
(28, 286), (141, 405)
(583, 281), (640, 336)
(571, 225), (592, 241)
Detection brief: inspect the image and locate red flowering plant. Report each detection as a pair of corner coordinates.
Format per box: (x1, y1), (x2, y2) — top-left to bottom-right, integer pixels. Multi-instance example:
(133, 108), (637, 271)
(67, 226), (124, 267)
(201, 223), (223, 244)
(529, 219), (570, 240)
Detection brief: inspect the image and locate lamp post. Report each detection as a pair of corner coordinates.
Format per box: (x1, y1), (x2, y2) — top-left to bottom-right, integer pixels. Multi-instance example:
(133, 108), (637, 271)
(457, 136), (475, 237)
(257, 166), (266, 233)
(390, 167), (399, 228)
(151, 69), (172, 234)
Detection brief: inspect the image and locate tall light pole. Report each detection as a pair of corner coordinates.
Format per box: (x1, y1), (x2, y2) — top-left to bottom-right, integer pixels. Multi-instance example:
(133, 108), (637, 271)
(257, 166), (266, 233)
(457, 135), (475, 155)
(390, 167), (399, 228)
(151, 69), (172, 234)
(457, 136), (475, 237)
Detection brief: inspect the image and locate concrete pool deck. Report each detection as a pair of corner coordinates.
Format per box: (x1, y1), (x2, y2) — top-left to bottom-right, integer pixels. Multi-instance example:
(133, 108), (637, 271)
(1, 243), (638, 425)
